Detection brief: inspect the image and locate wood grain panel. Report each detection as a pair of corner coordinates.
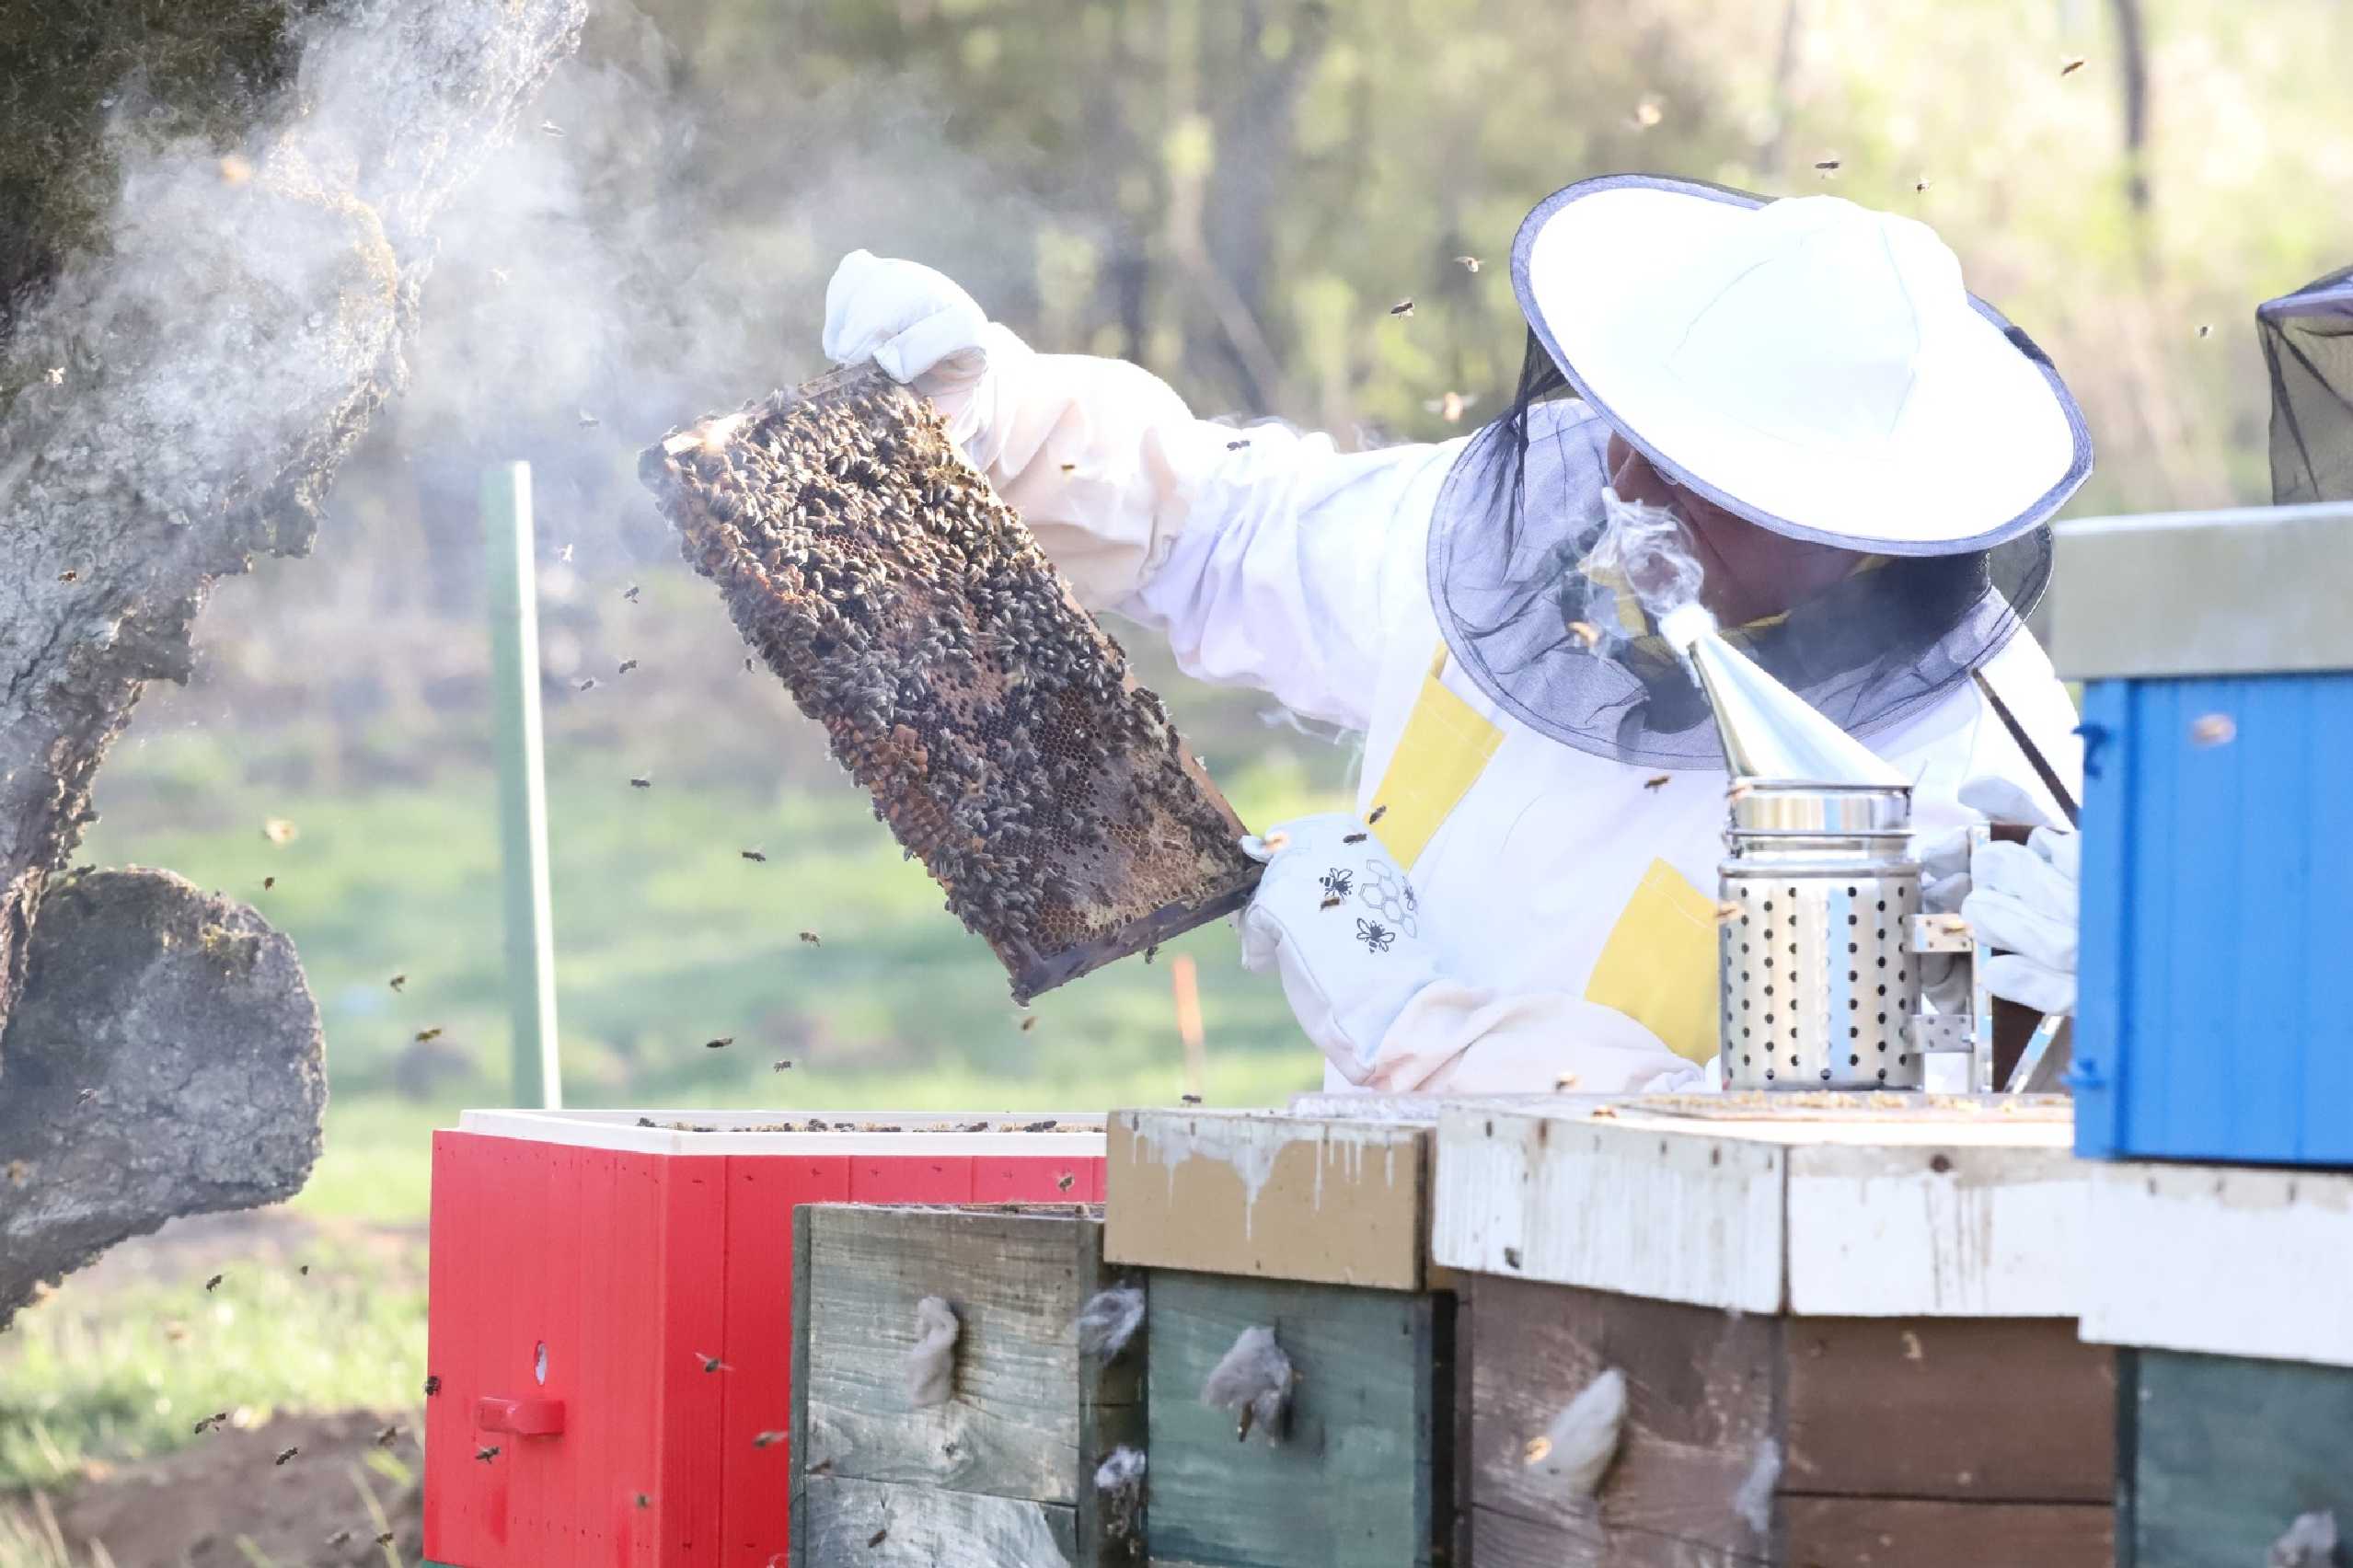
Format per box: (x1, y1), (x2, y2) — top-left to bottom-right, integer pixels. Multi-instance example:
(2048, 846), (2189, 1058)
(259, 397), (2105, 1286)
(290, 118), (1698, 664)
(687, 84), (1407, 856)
(1782, 1496), (2113, 1568)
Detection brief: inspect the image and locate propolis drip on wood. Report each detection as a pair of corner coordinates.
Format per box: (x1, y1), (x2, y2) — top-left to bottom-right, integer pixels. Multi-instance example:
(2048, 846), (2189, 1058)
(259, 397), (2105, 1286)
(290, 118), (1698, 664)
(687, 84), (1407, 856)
(640, 363), (1261, 1001)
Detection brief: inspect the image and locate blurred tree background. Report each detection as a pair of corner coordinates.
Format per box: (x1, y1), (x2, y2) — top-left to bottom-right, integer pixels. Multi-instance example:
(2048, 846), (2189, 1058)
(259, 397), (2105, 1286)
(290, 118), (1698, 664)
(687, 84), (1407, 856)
(81, 0), (2353, 1130)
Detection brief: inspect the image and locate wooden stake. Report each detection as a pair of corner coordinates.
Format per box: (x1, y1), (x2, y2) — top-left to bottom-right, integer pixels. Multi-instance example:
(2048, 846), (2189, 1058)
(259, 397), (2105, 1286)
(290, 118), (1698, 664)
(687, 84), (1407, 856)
(1172, 953), (1205, 1099)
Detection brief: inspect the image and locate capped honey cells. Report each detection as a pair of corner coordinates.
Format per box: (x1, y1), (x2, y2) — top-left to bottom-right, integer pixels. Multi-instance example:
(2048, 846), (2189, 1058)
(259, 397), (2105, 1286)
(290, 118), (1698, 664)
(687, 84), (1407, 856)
(640, 364), (1261, 1001)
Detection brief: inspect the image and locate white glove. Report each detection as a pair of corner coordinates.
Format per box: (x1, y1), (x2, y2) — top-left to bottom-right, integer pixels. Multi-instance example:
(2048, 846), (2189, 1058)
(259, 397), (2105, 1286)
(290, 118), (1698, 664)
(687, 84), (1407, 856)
(1238, 814), (1700, 1094)
(1915, 775), (2080, 1016)
(821, 249), (1005, 455)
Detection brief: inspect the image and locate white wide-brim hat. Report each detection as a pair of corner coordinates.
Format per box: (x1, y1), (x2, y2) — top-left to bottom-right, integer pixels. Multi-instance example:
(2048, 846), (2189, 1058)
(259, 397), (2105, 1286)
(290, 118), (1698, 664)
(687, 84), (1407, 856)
(1513, 173), (2093, 554)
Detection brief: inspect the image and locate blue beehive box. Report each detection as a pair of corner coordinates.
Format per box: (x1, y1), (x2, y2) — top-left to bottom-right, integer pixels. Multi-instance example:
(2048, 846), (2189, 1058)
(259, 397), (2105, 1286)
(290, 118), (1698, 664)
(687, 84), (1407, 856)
(2055, 502), (2353, 1166)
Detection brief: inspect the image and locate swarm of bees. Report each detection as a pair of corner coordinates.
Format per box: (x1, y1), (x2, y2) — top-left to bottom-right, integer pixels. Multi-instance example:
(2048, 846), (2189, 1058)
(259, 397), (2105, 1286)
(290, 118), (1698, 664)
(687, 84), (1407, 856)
(640, 364), (1261, 1002)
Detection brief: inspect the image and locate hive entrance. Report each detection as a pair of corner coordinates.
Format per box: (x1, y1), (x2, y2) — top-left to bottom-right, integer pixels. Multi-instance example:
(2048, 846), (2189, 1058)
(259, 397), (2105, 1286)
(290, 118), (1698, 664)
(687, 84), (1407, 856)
(640, 364), (1260, 1001)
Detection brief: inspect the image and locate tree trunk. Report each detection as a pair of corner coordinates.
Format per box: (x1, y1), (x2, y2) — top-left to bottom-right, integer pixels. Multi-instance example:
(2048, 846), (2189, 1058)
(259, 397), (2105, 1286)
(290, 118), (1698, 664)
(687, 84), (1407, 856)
(0, 0), (588, 1315)
(2108, 0), (2151, 213)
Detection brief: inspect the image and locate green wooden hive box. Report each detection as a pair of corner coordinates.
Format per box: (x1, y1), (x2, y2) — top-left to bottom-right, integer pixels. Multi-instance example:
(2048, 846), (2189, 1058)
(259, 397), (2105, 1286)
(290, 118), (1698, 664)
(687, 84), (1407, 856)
(790, 1202), (1145, 1567)
(1104, 1108), (1458, 1568)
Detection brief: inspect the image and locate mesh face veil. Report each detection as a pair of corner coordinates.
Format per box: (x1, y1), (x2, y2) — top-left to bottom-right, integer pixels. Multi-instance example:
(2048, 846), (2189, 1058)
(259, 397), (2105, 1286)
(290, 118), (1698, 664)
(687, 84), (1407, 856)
(1424, 333), (2055, 769)
(2260, 264), (2353, 504)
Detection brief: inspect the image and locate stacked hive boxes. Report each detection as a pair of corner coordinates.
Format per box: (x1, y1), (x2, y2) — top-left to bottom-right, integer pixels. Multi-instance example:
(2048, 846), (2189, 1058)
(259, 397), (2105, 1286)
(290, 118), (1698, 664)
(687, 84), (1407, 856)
(2056, 503), (2353, 1566)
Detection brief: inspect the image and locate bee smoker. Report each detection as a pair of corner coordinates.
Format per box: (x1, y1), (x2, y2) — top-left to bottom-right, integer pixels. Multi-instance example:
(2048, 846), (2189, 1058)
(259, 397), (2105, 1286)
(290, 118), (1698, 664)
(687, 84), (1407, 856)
(1672, 614), (1956, 1090)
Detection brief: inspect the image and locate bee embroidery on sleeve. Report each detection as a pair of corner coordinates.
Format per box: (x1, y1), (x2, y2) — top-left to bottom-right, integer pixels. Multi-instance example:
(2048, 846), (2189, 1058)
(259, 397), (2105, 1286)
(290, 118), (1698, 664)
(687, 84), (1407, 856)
(1355, 918), (1396, 954)
(1319, 868), (1354, 900)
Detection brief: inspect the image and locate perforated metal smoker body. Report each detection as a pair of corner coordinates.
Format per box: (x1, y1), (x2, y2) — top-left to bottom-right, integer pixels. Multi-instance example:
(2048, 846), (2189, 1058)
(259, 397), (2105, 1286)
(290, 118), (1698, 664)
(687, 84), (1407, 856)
(1717, 785), (1926, 1090)
(640, 364), (1260, 1001)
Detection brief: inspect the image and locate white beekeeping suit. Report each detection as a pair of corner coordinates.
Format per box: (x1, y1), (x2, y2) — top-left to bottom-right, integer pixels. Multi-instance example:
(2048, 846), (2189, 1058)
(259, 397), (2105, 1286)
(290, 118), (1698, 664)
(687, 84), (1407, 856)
(823, 173), (2090, 1097)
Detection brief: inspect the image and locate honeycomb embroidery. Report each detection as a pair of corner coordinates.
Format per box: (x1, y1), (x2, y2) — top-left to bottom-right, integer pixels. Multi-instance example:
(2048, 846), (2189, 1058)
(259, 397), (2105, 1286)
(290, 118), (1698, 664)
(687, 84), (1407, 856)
(1358, 857), (1420, 940)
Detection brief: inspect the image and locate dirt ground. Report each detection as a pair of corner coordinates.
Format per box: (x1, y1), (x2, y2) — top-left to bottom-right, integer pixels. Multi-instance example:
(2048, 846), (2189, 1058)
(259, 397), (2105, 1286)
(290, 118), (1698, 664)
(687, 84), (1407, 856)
(47, 1410), (423, 1568)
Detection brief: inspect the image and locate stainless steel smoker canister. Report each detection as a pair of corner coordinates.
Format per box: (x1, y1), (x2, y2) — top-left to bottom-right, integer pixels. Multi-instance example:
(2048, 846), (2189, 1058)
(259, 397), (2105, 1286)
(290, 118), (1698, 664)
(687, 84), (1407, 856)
(1718, 782), (1924, 1090)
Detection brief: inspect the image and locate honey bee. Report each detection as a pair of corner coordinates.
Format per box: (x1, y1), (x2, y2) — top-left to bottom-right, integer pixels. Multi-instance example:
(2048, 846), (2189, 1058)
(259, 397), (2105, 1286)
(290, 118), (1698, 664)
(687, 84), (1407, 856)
(375, 1424), (399, 1447)
(1055, 1172), (1075, 1193)
(698, 1353), (730, 1373)
(1914, 178), (1932, 192)
(623, 583), (642, 603)
(635, 1494), (652, 1508)
(1644, 775), (1670, 791)
(1455, 256), (1481, 272)
(424, 1375), (442, 1396)
(262, 876), (275, 890)
(1260, 830), (1291, 853)
(704, 1037), (734, 1050)
(1343, 832), (1367, 845)
(262, 818), (299, 846)
(577, 410), (600, 428)
(1714, 901), (1744, 924)
(869, 1529), (890, 1549)
(275, 1447), (301, 1466)
(415, 1028), (443, 1043)
(539, 119), (566, 136)
(1630, 97), (1664, 129)
(578, 677), (598, 692)
(375, 1531), (396, 1546)
(389, 974), (407, 991)
(618, 658), (639, 674)
(1554, 1071), (1581, 1090)
(1423, 391), (1474, 423)
(753, 1431), (785, 1448)
(1523, 1434), (1553, 1465)
(772, 1058), (794, 1071)
(204, 1273), (224, 1291)
(629, 776), (652, 790)
(741, 848), (767, 863)
(475, 1445), (501, 1463)
(799, 930), (821, 946)
(1321, 894), (1344, 911)
(1181, 1093), (1203, 1105)
(1566, 620), (1603, 650)
(557, 542), (573, 561)
(328, 1531), (353, 1550)
(1367, 804), (1389, 825)
(1389, 298), (1415, 317)
(2190, 713), (2236, 746)
(56, 569), (76, 583)
(2196, 324), (2212, 340)
(1020, 1016), (1037, 1033)
(1814, 157), (1841, 174)
(2059, 55), (2086, 75)
(43, 365), (64, 385)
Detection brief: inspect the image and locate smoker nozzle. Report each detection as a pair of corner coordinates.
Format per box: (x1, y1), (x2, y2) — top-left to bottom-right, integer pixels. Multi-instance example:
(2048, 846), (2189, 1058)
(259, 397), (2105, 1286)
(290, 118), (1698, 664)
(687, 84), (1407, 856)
(1672, 620), (1907, 788)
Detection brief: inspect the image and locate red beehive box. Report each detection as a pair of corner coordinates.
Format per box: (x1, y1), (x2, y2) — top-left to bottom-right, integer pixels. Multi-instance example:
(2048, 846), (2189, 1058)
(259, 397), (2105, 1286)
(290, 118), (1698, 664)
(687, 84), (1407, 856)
(421, 1109), (1106, 1568)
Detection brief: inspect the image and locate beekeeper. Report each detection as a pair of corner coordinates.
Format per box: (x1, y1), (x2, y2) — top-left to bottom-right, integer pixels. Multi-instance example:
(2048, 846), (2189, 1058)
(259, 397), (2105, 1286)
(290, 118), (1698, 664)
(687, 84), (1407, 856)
(822, 173), (2086, 1095)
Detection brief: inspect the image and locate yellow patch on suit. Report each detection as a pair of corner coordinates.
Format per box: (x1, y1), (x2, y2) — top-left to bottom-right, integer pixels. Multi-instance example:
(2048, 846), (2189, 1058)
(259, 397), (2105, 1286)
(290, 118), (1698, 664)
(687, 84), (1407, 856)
(1581, 858), (1722, 1066)
(1367, 649), (1505, 870)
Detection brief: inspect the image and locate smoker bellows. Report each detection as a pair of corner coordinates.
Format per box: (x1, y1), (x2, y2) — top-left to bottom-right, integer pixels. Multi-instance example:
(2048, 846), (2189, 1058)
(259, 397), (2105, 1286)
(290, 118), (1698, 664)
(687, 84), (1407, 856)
(640, 364), (1260, 1001)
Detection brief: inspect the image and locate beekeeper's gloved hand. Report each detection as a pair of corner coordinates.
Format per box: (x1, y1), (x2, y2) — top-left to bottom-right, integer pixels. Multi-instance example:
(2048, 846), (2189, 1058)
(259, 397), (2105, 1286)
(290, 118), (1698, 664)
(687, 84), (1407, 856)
(1237, 815), (1702, 1095)
(822, 249), (1006, 460)
(1918, 776), (2080, 1016)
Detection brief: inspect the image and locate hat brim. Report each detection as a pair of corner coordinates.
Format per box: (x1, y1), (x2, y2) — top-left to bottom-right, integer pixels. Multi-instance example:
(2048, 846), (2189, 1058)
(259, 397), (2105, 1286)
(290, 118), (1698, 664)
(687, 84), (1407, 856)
(1512, 173), (2093, 555)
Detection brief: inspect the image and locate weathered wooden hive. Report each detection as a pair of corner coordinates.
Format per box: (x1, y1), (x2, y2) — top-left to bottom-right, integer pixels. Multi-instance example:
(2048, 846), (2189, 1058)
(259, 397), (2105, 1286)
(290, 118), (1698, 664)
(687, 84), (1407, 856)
(640, 365), (1260, 1001)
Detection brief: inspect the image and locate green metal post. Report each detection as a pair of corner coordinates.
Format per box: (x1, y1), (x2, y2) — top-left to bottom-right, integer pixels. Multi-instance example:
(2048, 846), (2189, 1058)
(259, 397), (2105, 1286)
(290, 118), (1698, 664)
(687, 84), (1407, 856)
(483, 461), (562, 1110)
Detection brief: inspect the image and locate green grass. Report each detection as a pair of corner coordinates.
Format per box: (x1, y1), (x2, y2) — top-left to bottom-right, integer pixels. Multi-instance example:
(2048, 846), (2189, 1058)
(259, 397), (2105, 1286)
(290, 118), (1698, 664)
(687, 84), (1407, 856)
(0, 1241), (425, 1493)
(84, 730), (1338, 1121)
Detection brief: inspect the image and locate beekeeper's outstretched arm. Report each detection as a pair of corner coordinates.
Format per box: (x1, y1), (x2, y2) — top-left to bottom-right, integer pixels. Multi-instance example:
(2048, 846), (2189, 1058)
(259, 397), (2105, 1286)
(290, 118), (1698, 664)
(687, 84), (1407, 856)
(823, 250), (1458, 732)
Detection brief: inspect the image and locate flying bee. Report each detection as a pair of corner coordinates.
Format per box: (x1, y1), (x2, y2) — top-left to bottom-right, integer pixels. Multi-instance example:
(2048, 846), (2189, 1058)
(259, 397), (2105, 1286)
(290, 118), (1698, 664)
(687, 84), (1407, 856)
(630, 776), (652, 790)
(204, 1273), (224, 1291)
(1020, 1016), (1037, 1033)
(1631, 97), (1664, 129)
(2196, 324), (2212, 340)
(578, 677), (598, 692)
(1343, 832), (1367, 845)
(578, 410), (600, 428)
(1566, 620), (1603, 650)
(558, 542), (573, 561)
(475, 1445), (501, 1463)
(623, 583), (642, 603)
(262, 817), (299, 846)
(1523, 1434), (1554, 1466)
(262, 876), (275, 890)
(375, 1424), (399, 1447)
(538, 119), (565, 136)
(1259, 830), (1291, 854)
(192, 1412), (227, 1435)
(275, 1447), (300, 1466)
(1060, 463), (1077, 474)
(328, 1529), (352, 1548)
(1181, 1093), (1203, 1106)
(1320, 894), (1344, 911)
(1644, 775), (1670, 791)
(1389, 298), (1415, 317)
(1455, 255), (1481, 272)
(1814, 157), (1841, 174)
(389, 974), (406, 991)
(424, 1375), (442, 1396)
(375, 1531), (397, 1546)
(1227, 439), (1250, 451)
(754, 1431), (785, 1448)
(1554, 1071), (1581, 1090)
(415, 1028), (443, 1043)
(704, 1037), (734, 1050)
(799, 930), (821, 946)
(57, 569), (77, 583)
(1423, 391), (1475, 423)
(1714, 901), (1744, 924)
(698, 1353), (730, 1373)
(869, 1529), (890, 1549)
(618, 658), (639, 674)
(772, 1058), (794, 1071)
(741, 848), (767, 863)
(1915, 178), (1932, 192)
(2059, 54), (2086, 75)
(634, 1493), (652, 1509)
(1056, 1172), (1075, 1193)
(1367, 804), (1390, 825)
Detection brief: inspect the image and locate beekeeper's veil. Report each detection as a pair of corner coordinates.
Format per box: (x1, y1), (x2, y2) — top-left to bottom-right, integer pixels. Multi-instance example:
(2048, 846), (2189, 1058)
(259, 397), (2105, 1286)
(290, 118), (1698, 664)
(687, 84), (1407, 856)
(2260, 263), (2353, 503)
(1427, 174), (2093, 768)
